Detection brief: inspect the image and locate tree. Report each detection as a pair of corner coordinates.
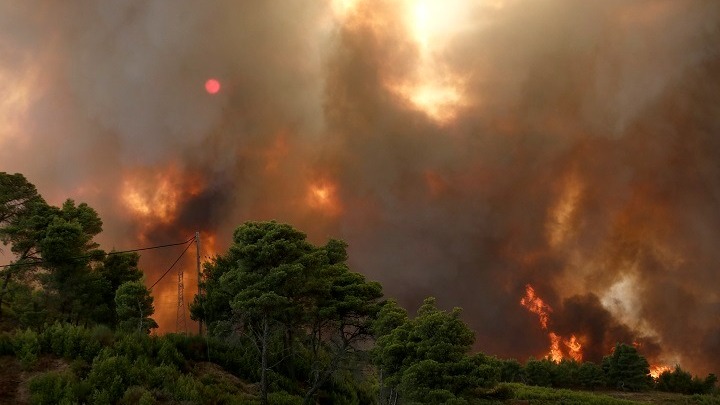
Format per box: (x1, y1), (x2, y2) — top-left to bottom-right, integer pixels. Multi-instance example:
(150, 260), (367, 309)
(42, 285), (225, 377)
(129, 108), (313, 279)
(578, 361), (606, 390)
(191, 221), (384, 405)
(657, 365), (718, 395)
(373, 297), (498, 404)
(114, 280), (158, 334)
(523, 357), (553, 387)
(0, 173), (49, 321)
(96, 252), (143, 327)
(605, 343), (652, 391)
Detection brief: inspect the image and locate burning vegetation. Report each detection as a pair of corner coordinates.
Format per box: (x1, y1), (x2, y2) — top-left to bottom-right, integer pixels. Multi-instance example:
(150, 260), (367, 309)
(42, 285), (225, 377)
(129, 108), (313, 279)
(0, 0), (719, 378)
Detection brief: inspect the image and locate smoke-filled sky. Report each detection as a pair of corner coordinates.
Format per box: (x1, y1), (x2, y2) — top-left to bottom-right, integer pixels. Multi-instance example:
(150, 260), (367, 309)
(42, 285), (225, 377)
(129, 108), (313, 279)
(1, 0), (719, 374)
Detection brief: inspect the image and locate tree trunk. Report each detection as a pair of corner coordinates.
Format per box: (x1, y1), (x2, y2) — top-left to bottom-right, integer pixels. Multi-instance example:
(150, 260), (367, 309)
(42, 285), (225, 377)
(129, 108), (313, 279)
(0, 270), (12, 321)
(260, 316), (269, 405)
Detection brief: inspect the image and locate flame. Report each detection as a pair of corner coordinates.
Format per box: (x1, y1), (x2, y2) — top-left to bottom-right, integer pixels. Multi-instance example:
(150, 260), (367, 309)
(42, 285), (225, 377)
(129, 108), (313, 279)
(520, 284), (552, 329)
(521, 284), (584, 362)
(650, 364), (672, 379)
(121, 165), (204, 226)
(548, 332), (563, 362)
(564, 334), (583, 362)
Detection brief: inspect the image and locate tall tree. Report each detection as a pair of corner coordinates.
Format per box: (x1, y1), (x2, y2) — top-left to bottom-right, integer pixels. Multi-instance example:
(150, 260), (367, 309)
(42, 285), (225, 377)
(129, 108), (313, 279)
(0, 173), (50, 322)
(191, 221), (384, 405)
(373, 297), (498, 404)
(604, 343), (652, 391)
(115, 280), (158, 334)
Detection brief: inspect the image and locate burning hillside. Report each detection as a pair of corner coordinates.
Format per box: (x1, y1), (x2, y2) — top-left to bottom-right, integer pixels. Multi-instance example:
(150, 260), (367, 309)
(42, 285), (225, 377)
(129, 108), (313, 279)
(1, 0), (719, 374)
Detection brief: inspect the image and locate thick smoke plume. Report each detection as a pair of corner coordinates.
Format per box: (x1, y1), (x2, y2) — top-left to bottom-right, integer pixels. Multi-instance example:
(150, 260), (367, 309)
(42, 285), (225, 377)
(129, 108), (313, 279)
(1, 0), (719, 373)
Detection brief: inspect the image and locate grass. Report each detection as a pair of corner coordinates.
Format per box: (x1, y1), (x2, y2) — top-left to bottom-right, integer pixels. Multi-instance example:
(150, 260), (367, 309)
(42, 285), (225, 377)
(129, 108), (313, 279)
(500, 383), (720, 405)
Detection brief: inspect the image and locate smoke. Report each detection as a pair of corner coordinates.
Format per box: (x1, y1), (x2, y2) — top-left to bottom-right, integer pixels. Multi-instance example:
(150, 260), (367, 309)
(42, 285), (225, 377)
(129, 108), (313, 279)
(1, 0), (719, 373)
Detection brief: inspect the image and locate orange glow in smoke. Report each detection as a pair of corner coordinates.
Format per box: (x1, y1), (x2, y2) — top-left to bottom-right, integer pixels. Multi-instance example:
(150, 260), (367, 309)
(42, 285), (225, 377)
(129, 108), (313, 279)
(121, 165), (204, 227)
(307, 180), (342, 215)
(521, 284), (584, 362)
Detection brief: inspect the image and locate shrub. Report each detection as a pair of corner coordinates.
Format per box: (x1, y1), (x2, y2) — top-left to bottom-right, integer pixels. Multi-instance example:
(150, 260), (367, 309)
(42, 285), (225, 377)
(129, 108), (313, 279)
(120, 386), (155, 405)
(13, 328), (40, 370)
(267, 391), (304, 405)
(28, 370), (83, 404)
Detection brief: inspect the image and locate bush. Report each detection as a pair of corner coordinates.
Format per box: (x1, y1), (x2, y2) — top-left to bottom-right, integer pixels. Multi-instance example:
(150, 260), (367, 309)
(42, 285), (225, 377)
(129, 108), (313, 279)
(86, 351), (133, 403)
(13, 328), (40, 370)
(121, 386), (155, 405)
(267, 391), (304, 405)
(0, 332), (13, 355)
(157, 338), (186, 369)
(28, 370), (85, 404)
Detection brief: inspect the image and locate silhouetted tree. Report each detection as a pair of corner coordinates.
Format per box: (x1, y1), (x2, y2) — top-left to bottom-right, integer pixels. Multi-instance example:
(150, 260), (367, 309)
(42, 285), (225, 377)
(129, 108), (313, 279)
(604, 343), (652, 391)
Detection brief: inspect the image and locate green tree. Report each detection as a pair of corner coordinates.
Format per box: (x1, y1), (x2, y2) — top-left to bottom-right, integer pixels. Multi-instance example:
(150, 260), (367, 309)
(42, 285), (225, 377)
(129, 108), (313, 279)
(523, 357), (553, 387)
(0, 173), (50, 322)
(605, 343), (652, 391)
(578, 361), (606, 390)
(657, 365), (718, 395)
(373, 297), (497, 404)
(96, 252), (143, 327)
(115, 280), (158, 334)
(191, 221), (383, 405)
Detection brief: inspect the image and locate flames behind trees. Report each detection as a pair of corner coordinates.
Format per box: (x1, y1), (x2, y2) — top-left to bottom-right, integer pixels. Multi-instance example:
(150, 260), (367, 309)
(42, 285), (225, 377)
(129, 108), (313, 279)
(1, 0), (719, 374)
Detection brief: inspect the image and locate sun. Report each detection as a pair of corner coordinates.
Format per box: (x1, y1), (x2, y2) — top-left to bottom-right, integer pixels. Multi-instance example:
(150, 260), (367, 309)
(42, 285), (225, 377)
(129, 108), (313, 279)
(205, 78), (221, 95)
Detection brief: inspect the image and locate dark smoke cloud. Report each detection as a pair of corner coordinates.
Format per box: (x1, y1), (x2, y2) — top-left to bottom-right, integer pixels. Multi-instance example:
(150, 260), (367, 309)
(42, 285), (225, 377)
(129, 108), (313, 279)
(1, 0), (719, 374)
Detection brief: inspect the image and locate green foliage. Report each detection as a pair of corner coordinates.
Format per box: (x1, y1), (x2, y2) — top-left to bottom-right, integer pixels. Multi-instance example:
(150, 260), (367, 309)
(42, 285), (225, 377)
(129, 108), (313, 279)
(267, 391), (304, 405)
(120, 386), (155, 405)
(115, 280), (158, 334)
(578, 361), (606, 390)
(374, 297), (496, 403)
(657, 366), (718, 395)
(158, 338), (186, 369)
(605, 343), (652, 391)
(508, 382), (642, 404)
(28, 370), (88, 405)
(0, 331), (13, 355)
(524, 357), (554, 387)
(13, 328), (40, 370)
(192, 221), (384, 404)
(39, 322), (103, 362)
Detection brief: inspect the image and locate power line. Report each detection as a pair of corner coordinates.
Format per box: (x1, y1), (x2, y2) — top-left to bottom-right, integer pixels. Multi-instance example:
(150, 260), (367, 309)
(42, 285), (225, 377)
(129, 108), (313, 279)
(0, 235), (196, 269)
(149, 238), (195, 290)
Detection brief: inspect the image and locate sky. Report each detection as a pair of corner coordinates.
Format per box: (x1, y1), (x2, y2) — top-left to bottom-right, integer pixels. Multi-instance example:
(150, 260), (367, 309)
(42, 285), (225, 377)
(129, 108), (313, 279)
(1, 0), (719, 374)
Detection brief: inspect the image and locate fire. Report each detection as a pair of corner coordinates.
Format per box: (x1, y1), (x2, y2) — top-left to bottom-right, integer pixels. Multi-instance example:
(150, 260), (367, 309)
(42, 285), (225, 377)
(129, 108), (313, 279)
(306, 180), (342, 215)
(121, 165), (204, 226)
(548, 332), (563, 362)
(650, 365), (672, 379)
(520, 284), (552, 329)
(564, 334), (583, 362)
(520, 284), (584, 362)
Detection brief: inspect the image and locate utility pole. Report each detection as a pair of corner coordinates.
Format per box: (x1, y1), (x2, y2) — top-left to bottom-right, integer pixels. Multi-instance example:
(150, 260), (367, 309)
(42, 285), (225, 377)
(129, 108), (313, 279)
(196, 231), (203, 336)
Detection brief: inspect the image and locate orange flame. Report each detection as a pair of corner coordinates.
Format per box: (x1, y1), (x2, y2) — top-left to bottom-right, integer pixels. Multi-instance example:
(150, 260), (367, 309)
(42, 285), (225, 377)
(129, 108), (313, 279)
(564, 334), (583, 362)
(650, 364), (672, 379)
(520, 284), (552, 329)
(548, 332), (563, 362)
(520, 284), (584, 362)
